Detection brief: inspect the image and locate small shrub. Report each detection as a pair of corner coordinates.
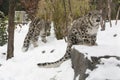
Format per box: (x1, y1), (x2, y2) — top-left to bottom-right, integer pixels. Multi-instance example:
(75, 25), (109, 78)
(0, 11), (8, 46)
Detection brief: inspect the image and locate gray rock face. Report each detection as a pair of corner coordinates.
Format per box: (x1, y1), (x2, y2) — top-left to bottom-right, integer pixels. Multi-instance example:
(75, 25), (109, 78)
(70, 48), (120, 80)
(71, 48), (94, 80)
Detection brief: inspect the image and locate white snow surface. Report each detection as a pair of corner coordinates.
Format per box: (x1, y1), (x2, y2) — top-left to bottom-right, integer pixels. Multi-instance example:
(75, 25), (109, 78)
(0, 20), (120, 80)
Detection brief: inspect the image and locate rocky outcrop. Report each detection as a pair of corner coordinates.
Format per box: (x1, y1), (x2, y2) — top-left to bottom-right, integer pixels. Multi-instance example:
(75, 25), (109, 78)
(70, 48), (120, 80)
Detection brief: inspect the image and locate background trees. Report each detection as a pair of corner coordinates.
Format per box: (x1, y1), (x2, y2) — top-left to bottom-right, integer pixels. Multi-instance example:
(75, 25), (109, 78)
(35, 0), (91, 40)
(35, 0), (119, 39)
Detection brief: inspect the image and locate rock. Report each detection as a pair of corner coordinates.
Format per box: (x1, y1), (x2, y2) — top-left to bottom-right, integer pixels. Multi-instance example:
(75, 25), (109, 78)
(70, 48), (98, 80)
(70, 48), (120, 80)
(113, 34), (117, 37)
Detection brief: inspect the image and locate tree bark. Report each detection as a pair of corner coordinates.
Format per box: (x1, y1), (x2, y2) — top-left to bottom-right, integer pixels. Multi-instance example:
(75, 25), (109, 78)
(7, 0), (15, 60)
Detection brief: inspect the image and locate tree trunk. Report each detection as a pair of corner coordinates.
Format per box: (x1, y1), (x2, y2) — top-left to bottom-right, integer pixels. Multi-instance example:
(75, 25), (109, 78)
(7, 0), (15, 60)
(108, 0), (112, 27)
(115, 6), (120, 25)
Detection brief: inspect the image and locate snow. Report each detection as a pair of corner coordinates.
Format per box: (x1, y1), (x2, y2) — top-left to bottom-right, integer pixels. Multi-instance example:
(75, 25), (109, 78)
(0, 20), (120, 80)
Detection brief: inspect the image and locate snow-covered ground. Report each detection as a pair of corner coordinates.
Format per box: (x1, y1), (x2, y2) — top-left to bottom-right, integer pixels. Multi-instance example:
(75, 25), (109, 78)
(0, 21), (120, 80)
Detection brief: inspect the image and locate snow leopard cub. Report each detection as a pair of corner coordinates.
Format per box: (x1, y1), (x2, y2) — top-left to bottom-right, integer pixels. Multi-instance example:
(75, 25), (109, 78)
(22, 17), (51, 52)
(67, 10), (102, 49)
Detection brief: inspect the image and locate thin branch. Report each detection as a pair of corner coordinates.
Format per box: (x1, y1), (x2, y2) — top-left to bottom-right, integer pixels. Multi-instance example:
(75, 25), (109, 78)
(68, 0), (73, 23)
(63, 0), (67, 42)
(63, 0), (67, 27)
(68, 0), (72, 16)
(50, 0), (56, 12)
